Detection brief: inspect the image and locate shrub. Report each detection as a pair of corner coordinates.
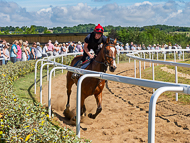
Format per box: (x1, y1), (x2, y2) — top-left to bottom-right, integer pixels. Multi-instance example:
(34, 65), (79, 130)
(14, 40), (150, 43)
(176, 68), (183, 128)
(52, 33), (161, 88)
(0, 60), (89, 142)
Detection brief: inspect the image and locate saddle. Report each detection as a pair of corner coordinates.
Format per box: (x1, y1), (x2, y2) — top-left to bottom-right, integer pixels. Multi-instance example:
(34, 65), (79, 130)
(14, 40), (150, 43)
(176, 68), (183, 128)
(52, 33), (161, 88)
(71, 59), (92, 80)
(75, 58), (92, 69)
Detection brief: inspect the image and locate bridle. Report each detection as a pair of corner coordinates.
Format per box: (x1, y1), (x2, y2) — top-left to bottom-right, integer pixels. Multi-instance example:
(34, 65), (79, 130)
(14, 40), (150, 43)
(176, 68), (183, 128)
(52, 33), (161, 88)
(104, 44), (116, 61)
(94, 43), (116, 69)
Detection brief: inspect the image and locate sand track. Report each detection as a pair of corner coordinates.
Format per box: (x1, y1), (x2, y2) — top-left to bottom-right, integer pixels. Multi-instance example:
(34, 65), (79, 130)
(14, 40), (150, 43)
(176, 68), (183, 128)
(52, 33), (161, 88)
(41, 62), (190, 143)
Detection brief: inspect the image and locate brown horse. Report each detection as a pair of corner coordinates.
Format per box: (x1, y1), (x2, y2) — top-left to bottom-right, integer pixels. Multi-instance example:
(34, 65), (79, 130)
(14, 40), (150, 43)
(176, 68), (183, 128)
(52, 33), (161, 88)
(64, 37), (117, 119)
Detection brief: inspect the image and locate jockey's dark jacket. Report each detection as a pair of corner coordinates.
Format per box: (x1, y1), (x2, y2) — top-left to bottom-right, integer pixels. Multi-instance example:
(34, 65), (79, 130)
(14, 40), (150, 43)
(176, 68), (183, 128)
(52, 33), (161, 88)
(81, 32), (107, 62)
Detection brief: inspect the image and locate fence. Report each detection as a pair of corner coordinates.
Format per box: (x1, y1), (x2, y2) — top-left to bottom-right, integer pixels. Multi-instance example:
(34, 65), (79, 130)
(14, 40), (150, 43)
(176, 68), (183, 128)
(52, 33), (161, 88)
(35, 49), (190, 143)
(126, 49), (190, 101)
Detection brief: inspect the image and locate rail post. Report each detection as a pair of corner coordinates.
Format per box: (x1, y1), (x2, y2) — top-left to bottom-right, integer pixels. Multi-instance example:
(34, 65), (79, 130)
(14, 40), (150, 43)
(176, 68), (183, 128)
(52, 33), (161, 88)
(152, 63), (155, 93)
(76, 74), (101, 138)
(144, 52), (145, 69)
(149, 52), (151, 67)
(164, 52), (166, 61)
(34, 59), (46, 94)
(175, 66), (178, 101)
(157, 52), (158, 66)
(139, 61), (141, 79)
(148, 86), (184, 143)
(40, 63), (54, 104)
(117, 52), (120, 64)
(134, 60), (136, 78)
(48, 67), (67, 118)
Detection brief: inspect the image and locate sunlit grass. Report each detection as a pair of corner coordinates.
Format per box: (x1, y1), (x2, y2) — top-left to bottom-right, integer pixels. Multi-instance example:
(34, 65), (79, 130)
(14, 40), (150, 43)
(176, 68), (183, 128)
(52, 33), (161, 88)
(140, 59), (190, 104)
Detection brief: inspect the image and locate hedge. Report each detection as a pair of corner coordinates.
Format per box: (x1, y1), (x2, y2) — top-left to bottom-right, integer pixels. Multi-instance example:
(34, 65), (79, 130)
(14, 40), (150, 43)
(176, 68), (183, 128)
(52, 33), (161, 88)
(0, 60), (89, 142)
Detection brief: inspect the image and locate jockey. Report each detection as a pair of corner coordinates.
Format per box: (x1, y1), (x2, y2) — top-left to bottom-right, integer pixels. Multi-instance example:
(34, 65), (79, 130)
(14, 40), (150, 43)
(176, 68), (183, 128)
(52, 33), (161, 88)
(72, 24), (107, 79)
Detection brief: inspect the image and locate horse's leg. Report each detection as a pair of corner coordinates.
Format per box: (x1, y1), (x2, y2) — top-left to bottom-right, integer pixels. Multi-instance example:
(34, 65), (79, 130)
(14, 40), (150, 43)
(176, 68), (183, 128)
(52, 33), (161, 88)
(81, 94), (86, 116)
(88, 92), (102, 119)
(71, 93), (86, 121)
(65, 72), (74, 112)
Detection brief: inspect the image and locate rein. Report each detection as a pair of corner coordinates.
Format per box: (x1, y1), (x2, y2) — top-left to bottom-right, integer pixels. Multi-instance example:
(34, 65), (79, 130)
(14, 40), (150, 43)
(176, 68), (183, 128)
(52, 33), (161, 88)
(93, 43), (116, 72)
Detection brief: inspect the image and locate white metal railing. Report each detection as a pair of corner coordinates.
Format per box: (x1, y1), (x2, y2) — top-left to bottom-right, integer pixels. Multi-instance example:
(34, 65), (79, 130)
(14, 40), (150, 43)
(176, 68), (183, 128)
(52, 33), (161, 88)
(43, 61), (190, 142)
(126, 51), (190, 100)
(34, 52), (85, 94)
(35, 48), (190, 143)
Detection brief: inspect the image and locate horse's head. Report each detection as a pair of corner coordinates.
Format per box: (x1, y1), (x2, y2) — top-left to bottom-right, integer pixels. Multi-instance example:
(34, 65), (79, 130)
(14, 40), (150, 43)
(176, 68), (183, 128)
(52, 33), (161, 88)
(103, 37), (117, 72)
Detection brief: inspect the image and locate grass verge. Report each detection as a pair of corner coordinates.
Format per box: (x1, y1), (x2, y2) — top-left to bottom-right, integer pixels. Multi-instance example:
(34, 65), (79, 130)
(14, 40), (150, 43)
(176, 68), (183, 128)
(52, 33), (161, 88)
(140, 59), (190, 104)
(13, 66), (67, 104)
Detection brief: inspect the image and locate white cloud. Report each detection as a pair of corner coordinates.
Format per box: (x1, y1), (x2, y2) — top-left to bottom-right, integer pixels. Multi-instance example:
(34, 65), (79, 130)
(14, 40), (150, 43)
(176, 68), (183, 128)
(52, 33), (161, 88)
(134, 1), (152, 7)
(0, 1), (190, 27)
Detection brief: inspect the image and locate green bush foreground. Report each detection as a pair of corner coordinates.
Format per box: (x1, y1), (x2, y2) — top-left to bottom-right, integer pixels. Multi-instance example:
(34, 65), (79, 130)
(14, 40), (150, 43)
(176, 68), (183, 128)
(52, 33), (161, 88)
(0, 61), (89, 142)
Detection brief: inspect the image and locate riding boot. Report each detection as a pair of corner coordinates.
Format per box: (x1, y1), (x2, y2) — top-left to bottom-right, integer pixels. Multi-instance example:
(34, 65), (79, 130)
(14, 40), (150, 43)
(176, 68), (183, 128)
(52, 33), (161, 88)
(71, 60), (82, 80)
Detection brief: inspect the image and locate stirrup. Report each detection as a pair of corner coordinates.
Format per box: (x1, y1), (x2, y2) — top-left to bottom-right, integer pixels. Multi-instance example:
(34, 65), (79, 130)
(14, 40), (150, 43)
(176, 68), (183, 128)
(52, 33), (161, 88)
(71, 73), (80, 80)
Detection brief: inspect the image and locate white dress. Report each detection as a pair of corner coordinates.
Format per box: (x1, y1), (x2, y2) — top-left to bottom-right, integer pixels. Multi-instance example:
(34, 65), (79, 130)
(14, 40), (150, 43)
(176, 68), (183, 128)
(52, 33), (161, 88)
(21, 47), (27, 61)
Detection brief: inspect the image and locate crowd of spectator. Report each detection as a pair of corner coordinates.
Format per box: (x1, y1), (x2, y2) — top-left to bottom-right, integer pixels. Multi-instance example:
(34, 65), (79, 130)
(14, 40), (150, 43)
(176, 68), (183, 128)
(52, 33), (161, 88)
(0, 39), (84, 65)
(0, 39), (189, 65)
(115, 41), (183, 52)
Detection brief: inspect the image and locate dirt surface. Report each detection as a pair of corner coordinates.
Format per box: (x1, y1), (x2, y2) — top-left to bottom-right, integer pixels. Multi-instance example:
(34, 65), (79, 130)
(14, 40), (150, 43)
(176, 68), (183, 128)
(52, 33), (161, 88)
(41, 62), (190, 143)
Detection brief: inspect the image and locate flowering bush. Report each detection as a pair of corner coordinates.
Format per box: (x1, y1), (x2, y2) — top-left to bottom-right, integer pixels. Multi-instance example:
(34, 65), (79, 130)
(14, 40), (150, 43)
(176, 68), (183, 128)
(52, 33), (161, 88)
(0, 61), (89, 142)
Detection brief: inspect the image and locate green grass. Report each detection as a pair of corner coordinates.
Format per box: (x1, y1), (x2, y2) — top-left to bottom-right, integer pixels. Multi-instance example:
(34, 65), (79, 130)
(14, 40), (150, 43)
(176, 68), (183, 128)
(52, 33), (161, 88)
(13, 66), (67, 104)
(140, 59), (190, 104)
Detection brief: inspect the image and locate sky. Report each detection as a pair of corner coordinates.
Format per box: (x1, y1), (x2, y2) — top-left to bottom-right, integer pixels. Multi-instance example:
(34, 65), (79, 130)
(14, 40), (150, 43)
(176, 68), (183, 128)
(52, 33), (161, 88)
(1, 0), (190, 28)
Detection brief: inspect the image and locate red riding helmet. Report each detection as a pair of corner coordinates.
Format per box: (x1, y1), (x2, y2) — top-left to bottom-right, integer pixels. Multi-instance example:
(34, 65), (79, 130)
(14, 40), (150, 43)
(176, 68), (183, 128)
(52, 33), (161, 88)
(94, 24), (104, 34)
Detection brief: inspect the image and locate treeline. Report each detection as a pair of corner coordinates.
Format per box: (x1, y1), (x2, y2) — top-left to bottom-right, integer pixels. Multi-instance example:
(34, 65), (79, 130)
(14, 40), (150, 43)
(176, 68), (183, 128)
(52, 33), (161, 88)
(0, 24), (123, 34)
(1, 24), (190, 35)
(0, 24), (190, 48)
(108, 27), (190, 49)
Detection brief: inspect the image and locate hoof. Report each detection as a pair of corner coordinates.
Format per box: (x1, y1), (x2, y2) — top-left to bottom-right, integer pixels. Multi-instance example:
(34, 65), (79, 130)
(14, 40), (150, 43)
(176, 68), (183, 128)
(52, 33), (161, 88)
(88, 113), (95, 119)
(72, 116), (76, 121)
(63, 108), (73, 120)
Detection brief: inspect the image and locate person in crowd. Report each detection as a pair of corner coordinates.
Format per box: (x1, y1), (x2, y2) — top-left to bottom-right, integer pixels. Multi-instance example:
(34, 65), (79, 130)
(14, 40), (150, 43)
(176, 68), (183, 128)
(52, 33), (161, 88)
(178, 44), (182, 57)
(66, 43), (69, 53)
(10, 40), (18, 63)
(58, 44), (62, 54)
(131, 44), (136, 50)
(156, 44), (160, 50)
(68, 42), (74, 53)
(137, 44), (141, 50)
(125, 43), (130, 51)
(129, 42), (133, 50)
(115, 43), (120, 53)
(151, 44), (155, 50)
(53, 42), (59, 56)
(42, 43), (48, 57)
(0, 39), (5, 65)
(147, 44), (151, 50)
(168, 43), (172, 54)
(76, 41), (83, 52)
(22, 42), (29, 61)
(120, 44), (124, 54)
(159, 45), (161, 50)
(161, 44), (165, 53)
(36, 42), (42, 59)
(26, 43), (31, 60)
(16, 40), (22, 62)
(73, 44), (78, 53)
(48, 40), (54, 52)
(60, 43), (67, 55)
(142, 44), (146, 50)
(186, 44), (189, 53)
(30, 42), (37, 60)
(3, 43), (10, 64)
